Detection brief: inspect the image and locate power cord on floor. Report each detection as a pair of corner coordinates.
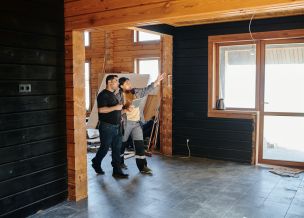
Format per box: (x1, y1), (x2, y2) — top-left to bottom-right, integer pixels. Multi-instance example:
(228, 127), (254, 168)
(179, 139), (191, 159)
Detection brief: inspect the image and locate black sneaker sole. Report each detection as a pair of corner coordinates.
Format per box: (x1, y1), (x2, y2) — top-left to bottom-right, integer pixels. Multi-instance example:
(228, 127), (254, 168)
(112, 173), (129, 178)
(91, 164), (105, 175)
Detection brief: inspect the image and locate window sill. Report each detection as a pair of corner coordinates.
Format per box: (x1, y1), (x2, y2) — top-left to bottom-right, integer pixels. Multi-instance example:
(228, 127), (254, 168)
(208, 109), (258, 120)
(133, 40), (160, 45)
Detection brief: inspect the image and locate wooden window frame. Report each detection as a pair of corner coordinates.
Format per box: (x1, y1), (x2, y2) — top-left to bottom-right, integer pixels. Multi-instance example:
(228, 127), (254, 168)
(214, 41), (259, 111)
(84, 31), (91, 47)
(208, 29), (304, 120)
(133, 30), (161, 44)
(84, 59), (91, 112)
(134, 57), (161, 76)
(258, 38), (304, 167)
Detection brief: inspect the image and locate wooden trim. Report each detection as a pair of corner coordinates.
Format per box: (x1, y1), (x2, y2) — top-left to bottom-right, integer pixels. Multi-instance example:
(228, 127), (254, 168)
(259, 160), (304, 168)
(65, 0), (304, 30)
(208, 29), (304, 119)
(135, 57), (161, 74)
(159, 35), (173, 156)
(209, 29), (304, 43)
(132, 28), (161, 45)
(208, 110), (257, 120)
(264, 112), (304, 116)
(258, 39), (266, 167)
(258, 37), (304, 167)
(210, 40), (258, 115)
(65, 31), (88, 201)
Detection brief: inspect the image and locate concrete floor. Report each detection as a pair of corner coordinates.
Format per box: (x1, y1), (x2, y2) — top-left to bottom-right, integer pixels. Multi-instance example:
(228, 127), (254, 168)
(30, 153), (304, 218)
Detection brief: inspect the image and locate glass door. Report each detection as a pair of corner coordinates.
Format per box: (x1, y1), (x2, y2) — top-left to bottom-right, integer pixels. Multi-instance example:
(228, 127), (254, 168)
(259, 40), (304, 166)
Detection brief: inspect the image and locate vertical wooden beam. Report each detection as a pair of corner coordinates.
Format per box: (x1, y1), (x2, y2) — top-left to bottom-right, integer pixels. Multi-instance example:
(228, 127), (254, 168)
(160, 35), (173, 156)
(65, 30), (88, 201)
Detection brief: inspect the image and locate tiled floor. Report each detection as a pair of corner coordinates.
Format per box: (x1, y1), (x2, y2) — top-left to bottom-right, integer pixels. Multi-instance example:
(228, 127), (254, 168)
(30, 153), (304, 218)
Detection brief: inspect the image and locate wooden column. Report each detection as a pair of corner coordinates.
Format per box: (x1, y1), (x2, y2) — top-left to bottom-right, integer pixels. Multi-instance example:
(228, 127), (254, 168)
(160, 35), (173, 155)
(65, 31), (88, 201)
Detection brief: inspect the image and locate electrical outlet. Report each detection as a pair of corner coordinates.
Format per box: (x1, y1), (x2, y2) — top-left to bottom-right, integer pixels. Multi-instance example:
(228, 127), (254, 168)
(19, 84), (31, 93)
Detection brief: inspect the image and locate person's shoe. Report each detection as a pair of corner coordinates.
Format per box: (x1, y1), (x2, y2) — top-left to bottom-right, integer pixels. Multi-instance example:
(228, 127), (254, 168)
(112, 171), (129, 178)
(120, 163), (128, 169)
(140, 166), (153, 175)
(91, 159), (105, 175)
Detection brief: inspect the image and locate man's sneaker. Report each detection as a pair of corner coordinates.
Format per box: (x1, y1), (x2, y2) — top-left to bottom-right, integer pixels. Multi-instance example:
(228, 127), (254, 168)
(91, 160), (105, 175)
(112, 171), (129, 178)
(140, 166), (153, 175)
(120, 163), (128, 169)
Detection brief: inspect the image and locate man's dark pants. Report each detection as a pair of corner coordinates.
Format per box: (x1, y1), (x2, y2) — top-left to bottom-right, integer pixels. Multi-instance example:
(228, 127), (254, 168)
(93, 122), (122, 169)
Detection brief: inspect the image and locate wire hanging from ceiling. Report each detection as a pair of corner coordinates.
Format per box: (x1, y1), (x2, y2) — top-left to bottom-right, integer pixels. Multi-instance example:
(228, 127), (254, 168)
(248, 11), (256, 55)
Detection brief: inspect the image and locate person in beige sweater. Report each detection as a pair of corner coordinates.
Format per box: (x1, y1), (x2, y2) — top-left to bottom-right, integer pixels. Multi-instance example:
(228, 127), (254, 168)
(116, 74), (164, 174)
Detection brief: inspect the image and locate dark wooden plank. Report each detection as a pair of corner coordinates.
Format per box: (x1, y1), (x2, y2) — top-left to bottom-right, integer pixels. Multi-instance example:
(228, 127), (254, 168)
(174, 145), (252, 163)
(0, 151), (66, 182)
(0, 11), (63, 37)
(0, 46), (64, 66)
(0, 81), (64, 97)
(173, 119), (253, 131)
(0, 137), (66, 165)
(0, 30), (63, 51)
(0, 178), (67, 215)
(0, 109), (65, 131)
(174, 128), (252, 142)
(1, 0), (63, 23)
(0, 0), (66, 216)
(173, 135), (252, 151)
(0, 164), (66, 199)
(0, 64), (64, 81)
(0, 122), (65, 148)
(3, 191), (67, 218)
(0, 95), (65, 114)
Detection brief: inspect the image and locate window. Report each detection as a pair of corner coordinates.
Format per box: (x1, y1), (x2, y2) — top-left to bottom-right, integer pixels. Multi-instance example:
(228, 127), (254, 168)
(218, 44), (256, 109)
(134, 30), (161, 43)
(84, 62), (90, 111)
(208, 29), (304, 120)
(84, 31), (90, 47)
(135, 58), (160, 84)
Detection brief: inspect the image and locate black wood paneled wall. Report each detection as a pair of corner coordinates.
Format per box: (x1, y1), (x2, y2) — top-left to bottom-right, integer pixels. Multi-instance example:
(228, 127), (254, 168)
(143, 15), (304, 163)
(172, 15), (304, 163)
(0, 1), (67, 217)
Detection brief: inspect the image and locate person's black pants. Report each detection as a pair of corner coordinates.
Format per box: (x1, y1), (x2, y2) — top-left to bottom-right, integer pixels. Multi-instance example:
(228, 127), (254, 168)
(93, 122), (122, 169)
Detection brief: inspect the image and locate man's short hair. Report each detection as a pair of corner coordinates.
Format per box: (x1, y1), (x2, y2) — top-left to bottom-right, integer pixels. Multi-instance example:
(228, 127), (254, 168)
(106, 75), (118, 85)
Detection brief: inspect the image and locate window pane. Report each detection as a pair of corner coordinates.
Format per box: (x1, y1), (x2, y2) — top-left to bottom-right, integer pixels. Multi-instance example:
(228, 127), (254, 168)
(219, 44), (256, 108)
(138, 31), (160, 42)
(263, 116), (304, 162)
(264, 43), (304, 113)
(84, 31), (90, 47)
(138, 59), (159, 84)
(85, 62), (90, 110)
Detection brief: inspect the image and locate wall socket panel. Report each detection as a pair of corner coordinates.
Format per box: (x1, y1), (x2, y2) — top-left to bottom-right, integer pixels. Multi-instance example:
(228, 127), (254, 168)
(19, 84), (31, 93)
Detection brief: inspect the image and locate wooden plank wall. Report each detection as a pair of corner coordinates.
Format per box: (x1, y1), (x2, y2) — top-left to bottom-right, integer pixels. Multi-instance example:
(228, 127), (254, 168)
(86, 29), (162, 120)
(160, 36), (173, 155)
(0, 0), (67, 217)
(85, 31), (113, 111)
(113, 29), (161, 72)
(64, 0), (304, 30)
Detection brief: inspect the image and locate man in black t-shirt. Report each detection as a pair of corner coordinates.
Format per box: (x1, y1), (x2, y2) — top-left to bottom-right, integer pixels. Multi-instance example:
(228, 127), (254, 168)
(91, 75), (128, 178)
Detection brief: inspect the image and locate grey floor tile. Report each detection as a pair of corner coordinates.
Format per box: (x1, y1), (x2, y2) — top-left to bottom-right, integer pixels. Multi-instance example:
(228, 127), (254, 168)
(29, 153), (304, 218)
